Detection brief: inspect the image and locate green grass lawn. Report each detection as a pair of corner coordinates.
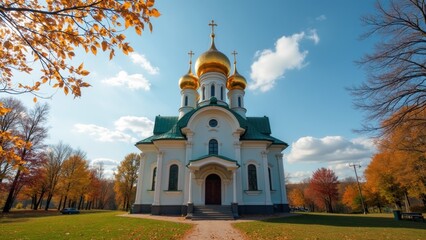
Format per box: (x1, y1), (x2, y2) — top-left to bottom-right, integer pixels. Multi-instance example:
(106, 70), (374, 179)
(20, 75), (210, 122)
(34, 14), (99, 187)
(0, 210), (192, 240)
(234, 212), (426, 240)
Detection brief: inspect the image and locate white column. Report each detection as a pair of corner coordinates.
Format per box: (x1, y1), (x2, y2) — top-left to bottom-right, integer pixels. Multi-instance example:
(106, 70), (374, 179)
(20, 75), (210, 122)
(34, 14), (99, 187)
(276, 154), (287, 204)
(134, 154), (146, 204)
(188, 169), (193, 204)
(262, 151), (272, 205)
(153, 151), (164, 205)
(232, 170), (237, 203)
(183, 132), (193, 204)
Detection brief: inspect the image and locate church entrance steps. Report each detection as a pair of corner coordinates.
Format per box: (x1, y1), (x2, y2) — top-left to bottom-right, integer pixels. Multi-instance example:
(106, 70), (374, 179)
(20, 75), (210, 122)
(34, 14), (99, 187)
(192, 205), (235, 221)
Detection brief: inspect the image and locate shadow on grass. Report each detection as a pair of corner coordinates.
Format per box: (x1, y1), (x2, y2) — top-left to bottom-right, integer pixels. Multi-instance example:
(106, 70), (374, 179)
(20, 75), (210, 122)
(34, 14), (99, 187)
(0, 209), (116, 224)
(260, 213), (426, 230)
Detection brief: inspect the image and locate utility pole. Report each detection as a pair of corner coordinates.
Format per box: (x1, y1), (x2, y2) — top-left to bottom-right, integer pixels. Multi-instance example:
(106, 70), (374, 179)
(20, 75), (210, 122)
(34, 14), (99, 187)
(349, 163), (367, 214)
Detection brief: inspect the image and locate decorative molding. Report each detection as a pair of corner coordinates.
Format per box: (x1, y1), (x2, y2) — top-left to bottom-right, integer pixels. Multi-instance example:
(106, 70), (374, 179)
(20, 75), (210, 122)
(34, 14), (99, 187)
(244, 190), (262, 195)
(163, 190), (183, 195)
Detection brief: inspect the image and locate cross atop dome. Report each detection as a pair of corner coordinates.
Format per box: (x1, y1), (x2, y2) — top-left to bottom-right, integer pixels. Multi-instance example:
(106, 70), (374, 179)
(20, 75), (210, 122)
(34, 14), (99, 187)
(188, 50), (194, 65)
(209, 20), (217, 37)
(231, 50), (238, 64)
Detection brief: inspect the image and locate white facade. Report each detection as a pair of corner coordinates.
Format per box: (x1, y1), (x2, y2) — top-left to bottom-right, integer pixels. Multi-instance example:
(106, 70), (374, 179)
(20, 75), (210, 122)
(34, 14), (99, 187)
(133, 28), (289, 216)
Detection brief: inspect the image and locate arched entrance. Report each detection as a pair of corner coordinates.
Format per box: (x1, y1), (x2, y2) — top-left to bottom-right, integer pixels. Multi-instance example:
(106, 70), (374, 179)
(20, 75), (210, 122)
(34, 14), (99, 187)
(205, 174), (221, 205)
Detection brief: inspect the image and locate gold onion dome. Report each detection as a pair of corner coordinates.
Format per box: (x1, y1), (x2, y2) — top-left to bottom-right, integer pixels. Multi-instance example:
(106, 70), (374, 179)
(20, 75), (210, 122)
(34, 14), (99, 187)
(227, 51), (247, 90)
(195, 20), (231, 77)
(179, 51), (199, 90)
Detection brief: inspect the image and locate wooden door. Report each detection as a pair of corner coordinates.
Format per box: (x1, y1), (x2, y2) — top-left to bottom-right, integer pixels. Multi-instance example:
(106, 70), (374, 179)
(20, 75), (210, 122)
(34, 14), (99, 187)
(205, 174), (221, 205)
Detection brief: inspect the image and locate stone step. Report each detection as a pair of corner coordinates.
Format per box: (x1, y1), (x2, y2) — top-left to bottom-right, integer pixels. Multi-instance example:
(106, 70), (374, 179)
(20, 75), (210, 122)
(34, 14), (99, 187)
(192, 205), (235, 221)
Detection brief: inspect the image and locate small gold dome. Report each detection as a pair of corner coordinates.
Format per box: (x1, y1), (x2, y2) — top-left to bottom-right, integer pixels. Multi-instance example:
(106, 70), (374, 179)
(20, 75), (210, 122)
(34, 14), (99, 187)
(179, 69), (199, 90)
(227, 68), (247, 90)
(179, 50), (199, 90)
(195, 36), (231, 77)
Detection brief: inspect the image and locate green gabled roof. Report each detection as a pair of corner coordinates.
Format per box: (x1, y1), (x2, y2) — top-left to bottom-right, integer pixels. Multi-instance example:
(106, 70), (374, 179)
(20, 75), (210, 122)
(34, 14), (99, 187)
(246, 117), (271, 135)
(153, 116), (178, 134)
(188, 154), (240, 167)
(136, 100), (287, 147)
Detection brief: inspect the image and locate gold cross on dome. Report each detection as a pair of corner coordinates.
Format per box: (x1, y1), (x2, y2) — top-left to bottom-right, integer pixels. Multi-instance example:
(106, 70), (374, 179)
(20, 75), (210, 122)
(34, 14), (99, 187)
(188, 50), (194, 64)
(231, 50), (238, 63)
(209, 20), (217, 35)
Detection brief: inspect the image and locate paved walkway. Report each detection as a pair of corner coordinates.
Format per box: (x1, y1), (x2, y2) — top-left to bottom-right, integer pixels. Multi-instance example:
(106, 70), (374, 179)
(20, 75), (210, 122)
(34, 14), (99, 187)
(121, 213), (297, 240)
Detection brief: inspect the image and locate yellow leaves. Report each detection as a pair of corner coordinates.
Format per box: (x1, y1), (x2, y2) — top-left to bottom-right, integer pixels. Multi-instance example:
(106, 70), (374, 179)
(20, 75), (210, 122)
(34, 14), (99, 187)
(80, 70), (90, 76)
(150, 8), (160, 17)
(122, 1), (132, 10)
(109, 49), (115, 60)
(101, 41), (108, 51)
(91, 45), (97, 55)
(135, 26), (142, 35)
(147, 0), (155, 7)
(4, 40), (12, 49)
(33, 97), (37, 103)
(2, 0), (159, 99)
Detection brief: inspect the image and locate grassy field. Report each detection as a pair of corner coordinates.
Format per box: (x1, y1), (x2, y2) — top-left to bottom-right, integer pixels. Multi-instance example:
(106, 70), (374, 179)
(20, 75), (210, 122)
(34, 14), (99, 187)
(0, 210), (192, 240)
(234, 212), (426, 240)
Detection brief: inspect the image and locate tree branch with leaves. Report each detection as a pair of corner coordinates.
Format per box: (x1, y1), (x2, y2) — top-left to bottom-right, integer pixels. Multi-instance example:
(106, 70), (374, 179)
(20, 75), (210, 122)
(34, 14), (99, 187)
(0, 0), (160, 99)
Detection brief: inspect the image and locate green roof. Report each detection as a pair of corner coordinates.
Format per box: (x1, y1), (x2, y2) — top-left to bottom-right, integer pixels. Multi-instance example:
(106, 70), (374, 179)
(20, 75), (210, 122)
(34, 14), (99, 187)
(136, 101), (287, 147)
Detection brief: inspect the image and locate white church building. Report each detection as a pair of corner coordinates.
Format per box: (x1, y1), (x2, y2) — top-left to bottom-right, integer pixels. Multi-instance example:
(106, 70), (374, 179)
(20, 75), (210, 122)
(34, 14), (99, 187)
(133, 21), (289, 217)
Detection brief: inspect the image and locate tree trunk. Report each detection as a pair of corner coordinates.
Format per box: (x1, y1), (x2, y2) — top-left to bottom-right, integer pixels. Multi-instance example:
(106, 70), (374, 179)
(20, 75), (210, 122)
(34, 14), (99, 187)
(34, 190), (45, 210)
(2, 168), (22, 213)
(404, 192), (411, 212)
(45, 193), (54, 211)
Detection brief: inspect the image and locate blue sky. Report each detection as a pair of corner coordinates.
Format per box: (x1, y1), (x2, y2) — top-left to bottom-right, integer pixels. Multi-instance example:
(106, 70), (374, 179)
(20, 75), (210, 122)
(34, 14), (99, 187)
(18, 0), (379, 181)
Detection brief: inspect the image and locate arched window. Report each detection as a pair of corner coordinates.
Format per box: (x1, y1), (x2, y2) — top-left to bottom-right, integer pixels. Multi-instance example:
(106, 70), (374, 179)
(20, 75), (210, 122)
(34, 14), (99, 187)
(248, 164), (258, 191)
(220, 86), (224, 100)
(209, 139), (218, 155)
(238, 96), (242, 107)
(202, 86), (205, 100)
(184, 96), (188, 106)
(268, 167), (273, 190)
(168, 164), (179, 191)
(151, 167), (157, 191)
(211, 84), (215, 97)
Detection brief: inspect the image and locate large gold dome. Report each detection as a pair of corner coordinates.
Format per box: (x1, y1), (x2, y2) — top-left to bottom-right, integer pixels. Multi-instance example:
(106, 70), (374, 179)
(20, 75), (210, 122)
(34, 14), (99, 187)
(195, 38), (231, 77)
(179, 69), (199, 90)
(227, 67), (246, 90)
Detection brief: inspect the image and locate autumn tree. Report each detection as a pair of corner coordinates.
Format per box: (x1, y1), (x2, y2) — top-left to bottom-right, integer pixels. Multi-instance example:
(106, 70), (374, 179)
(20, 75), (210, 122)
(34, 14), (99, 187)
(2, 102), (49, 212)
(114, 153), (140, 211)
(342, 184), (362, 211)
(352, 0), (426, 135)
(0, 0), (160, 98)
(365, 152), (405, 209)
(308, 168), (339, 213)
(43, 142), (73, 211)
(0, 98), (26, 183)
(288, 188), (305, 208)
(57, 153), (90, 210)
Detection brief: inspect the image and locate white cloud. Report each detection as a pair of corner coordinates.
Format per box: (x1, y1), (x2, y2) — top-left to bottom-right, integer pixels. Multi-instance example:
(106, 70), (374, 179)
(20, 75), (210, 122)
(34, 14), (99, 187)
(102, 71), (151, 90)
(91, 157), (120, 166)
(129, 52), (159, 75)
(73, 123), (137, 143)
(286, 136), (376, 163)
(307, 29), (320, 45)
(316, 15), (327, 21)
(114, 116), (154, 138)
(249, 31), (312, 92)
(73, 116), (154, 143)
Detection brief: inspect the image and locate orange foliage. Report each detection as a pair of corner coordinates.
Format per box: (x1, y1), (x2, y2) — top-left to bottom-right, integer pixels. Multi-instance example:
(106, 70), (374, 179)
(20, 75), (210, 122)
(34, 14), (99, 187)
(0, 0), (160, 98)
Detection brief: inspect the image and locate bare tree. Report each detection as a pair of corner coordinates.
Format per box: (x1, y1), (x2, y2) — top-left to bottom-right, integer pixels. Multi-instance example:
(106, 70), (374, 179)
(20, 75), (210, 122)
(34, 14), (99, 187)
(352, 0), (426, 135)
(2, 103), (49, 212)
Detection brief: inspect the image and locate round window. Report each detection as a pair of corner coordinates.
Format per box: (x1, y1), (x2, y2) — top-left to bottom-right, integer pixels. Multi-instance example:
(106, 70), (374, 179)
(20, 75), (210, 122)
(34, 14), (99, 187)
(209, 119), (218, 127)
